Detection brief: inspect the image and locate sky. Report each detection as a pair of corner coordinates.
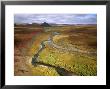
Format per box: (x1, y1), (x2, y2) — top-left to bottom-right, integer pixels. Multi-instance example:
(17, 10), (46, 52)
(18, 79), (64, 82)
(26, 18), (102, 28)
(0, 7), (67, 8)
(14, 14), (97, 24)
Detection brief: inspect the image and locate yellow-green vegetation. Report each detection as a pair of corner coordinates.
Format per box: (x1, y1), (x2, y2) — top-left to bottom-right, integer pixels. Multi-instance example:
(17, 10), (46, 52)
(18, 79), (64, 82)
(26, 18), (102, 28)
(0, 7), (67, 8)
(31, 65), (59, 76)
(39, 46), (96, 76)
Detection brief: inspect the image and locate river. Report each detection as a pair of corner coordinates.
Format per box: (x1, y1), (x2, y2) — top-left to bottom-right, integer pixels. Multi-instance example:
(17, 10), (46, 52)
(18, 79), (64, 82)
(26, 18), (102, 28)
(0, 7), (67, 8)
(31, 31), (96, 76)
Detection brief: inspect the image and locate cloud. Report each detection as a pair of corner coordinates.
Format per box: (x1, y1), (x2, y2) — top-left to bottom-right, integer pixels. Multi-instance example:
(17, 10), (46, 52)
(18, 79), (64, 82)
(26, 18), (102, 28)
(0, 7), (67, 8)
(14, 14), (97, 24)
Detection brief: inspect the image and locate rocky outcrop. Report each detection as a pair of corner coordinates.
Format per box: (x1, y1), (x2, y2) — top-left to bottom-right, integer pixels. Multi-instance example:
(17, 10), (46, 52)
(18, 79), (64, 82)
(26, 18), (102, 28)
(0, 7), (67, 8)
(41, 22), (51, 27)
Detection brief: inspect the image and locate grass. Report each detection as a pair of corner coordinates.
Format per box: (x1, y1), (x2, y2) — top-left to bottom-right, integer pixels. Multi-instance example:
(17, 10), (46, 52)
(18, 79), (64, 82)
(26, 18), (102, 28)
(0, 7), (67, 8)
(31, 65), (59, 76)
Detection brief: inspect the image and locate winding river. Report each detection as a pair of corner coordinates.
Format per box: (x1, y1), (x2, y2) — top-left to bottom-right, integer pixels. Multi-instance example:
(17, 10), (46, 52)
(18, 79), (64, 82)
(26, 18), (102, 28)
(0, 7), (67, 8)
(31, 32), (96, 76)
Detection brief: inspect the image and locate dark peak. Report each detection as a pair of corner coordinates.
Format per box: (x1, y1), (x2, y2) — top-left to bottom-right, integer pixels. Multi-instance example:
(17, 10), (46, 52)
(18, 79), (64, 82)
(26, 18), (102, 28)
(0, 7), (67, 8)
(41, 22), (51, 27)
(44, 22), (47, 24)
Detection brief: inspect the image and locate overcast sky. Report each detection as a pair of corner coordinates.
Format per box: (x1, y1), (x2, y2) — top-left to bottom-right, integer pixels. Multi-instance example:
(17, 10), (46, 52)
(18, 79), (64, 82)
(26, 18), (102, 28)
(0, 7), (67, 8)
(14, 14), (97, 24)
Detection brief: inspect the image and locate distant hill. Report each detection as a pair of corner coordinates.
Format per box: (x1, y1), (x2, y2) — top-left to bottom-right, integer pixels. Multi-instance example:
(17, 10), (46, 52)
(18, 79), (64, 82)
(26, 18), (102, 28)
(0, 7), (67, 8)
(41, 22), (51, 27)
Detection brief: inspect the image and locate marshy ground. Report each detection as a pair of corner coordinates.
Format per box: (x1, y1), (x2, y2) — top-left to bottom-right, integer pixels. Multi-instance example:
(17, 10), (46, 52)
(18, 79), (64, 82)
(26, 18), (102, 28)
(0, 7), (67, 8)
(14, 24), (97, 76)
